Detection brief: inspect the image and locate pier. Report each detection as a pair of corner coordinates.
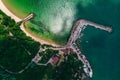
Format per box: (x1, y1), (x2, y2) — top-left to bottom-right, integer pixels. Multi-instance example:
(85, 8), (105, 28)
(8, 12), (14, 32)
(22, 13), (34, 22)
(66, 19), (112, 46)
(52, 19), (112, 78)
(80, 20), (112, 32)
(20, 15), (112, 79)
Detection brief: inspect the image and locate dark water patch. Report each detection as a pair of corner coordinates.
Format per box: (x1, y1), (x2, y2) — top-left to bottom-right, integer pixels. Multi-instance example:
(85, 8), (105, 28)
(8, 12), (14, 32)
(30, 20), (50, 33)
(75, 0), (120, 80)
(2, 0), (120, 79)
(75, 0), (120, 26)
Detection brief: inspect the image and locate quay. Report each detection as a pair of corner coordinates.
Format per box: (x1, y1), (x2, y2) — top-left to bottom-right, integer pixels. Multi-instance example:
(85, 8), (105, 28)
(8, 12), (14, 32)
(79, 19), (112, 32)
(67, 19), (112, 46)
(52, 19), (112, 78)
(21, 14), (112, 79)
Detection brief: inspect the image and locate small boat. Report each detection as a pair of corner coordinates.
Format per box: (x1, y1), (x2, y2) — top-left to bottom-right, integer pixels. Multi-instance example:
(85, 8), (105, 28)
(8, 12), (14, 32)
(82, 55), (93, 78)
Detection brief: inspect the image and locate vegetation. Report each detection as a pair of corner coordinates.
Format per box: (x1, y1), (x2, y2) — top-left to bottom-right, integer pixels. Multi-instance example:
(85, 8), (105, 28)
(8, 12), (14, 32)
(48, 54), (83, 80)
(16, 53), (83, 80)
(39, 49), (58, 64)
(0, 10), (40, 72)
(0, 10), (83, 80)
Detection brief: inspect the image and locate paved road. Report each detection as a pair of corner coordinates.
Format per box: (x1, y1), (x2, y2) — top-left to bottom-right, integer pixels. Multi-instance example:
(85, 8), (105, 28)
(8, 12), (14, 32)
(51, 19), (112, 78)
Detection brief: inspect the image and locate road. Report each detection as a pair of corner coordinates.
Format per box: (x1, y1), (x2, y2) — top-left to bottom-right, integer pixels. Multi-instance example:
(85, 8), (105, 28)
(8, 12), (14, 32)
(51, 19), (112, 78)
(0, 12), (112, 79)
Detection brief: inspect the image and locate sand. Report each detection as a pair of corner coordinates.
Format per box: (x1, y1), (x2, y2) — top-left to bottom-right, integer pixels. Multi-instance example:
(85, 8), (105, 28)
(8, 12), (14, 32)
(0, 0), (59, 47)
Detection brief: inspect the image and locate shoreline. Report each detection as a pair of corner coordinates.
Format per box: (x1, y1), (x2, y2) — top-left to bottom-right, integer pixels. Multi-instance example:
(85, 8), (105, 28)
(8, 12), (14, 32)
(2, 0), (27, 19)
(0, 0), (21, 22)
(22, 23), (60, 47)
(0, 0), (60, 47)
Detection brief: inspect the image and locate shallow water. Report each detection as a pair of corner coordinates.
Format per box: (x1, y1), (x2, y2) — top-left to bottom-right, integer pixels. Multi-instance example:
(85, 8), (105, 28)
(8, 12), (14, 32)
(2, 0), (120, 80)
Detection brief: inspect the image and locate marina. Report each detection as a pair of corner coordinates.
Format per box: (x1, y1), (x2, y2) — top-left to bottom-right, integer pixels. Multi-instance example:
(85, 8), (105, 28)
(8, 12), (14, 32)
(1, 0), (120, 79)
(52, 19), (112, 78)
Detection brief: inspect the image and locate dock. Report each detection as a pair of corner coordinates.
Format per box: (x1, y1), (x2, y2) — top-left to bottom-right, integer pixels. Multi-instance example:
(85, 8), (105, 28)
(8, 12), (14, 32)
(21, 15), (112, 79)
(22, 13), (35, 22)
(66, 19), (112, 46)
(79, 19), (112, 32)
(52, 19), (112, 78)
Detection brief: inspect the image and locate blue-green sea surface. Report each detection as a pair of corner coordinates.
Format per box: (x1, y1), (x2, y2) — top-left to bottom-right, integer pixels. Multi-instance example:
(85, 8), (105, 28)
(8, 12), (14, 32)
(2, 0), (120, 80)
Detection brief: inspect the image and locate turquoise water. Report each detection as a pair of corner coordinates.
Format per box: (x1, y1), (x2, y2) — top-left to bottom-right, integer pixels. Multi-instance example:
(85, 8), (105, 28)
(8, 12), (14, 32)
(78, 0), (120, 80)
(2, 0), (120, 80)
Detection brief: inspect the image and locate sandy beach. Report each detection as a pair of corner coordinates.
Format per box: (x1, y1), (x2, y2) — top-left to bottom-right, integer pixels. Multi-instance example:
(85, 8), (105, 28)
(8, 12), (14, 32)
(0, 0), (21, 22)
(0, 0), (59, 47)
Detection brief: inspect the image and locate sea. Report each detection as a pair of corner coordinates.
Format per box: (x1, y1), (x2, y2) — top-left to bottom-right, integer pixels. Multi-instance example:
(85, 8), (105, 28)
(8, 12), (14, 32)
(2, 0), (120, 80)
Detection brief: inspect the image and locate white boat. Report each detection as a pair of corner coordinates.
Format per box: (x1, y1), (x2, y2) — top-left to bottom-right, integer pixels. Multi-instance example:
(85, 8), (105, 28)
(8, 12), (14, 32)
(82, 55), (93, 78)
